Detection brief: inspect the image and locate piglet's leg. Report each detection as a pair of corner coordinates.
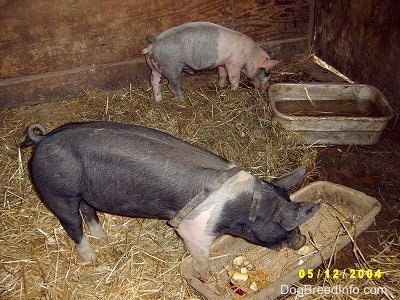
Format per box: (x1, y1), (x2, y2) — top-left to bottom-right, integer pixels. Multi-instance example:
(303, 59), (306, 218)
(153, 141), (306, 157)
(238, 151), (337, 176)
(150, 70), (163, 102)
(146, 55), (163, 102)
(167, 77), (184, 100)
(164, 67), (184, 100)
(218, 66), (228, 88)
(225, 63), (243, 90)
(177, 210), (216, 281)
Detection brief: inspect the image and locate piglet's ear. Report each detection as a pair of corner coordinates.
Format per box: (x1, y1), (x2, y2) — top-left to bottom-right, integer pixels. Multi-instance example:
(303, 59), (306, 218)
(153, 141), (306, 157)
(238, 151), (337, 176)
(266, 45), (281, 59)
(262, 59), (280, 70)
(273, 166), (306, 190)
(276, 202), (320, 231)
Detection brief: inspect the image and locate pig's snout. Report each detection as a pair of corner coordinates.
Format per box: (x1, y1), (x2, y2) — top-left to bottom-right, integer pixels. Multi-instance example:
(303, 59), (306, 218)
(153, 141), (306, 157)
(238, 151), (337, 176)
(253, 68), (271, 92)
(286, 229), (306, 250)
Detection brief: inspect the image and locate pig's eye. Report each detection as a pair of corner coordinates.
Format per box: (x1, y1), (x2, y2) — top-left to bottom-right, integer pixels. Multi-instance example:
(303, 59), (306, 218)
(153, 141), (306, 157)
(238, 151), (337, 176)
(264, 70), (271, 77)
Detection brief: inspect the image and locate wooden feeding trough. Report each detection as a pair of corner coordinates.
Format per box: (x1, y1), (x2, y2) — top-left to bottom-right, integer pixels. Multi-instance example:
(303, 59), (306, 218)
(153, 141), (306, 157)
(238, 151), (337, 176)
(181, 181), (381, 299)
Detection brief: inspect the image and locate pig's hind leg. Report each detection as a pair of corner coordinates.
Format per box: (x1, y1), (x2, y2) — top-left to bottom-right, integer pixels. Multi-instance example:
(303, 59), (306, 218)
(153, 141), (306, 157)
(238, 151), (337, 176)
(168, 79), (184, 100)
(80, 201), (109, 242)
(41, 194), (98, 263)
(163, 65), (184, 100)
(150, 70), (163, 102)
(217, 66), (228, 88)
(145, 55), (163, 102)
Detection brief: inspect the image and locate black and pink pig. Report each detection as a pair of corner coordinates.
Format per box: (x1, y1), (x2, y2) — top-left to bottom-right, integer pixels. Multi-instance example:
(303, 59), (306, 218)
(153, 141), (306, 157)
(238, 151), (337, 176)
(141, 22), (280, 101)
(23, 121), (318, 281)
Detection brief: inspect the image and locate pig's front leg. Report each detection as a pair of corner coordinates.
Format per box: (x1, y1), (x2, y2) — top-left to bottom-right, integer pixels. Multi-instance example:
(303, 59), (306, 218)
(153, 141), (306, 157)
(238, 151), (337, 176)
(183, 233), (215, 281)
(150, 70), (163, 102)
(218, 66), (228, 88)
(224, 62), (243, 90)
(177, 209), (216, 281)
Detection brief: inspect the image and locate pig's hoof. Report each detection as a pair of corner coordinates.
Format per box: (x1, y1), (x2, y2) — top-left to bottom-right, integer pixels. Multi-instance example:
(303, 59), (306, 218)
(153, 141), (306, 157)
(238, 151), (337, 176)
(218, 81), (227, 88)
(230, 83), (239, 91)
(94, 232), (110, 243)
(87, 222), (110, 242)
(196, 272), (210, 282)
(78, 248), (98, 265)
(93, 230), (110, 243)
(193, 268), (210, 282)
(76, 238), (98, 264)
(288, 234), (306, 250)
(175, 93), (184, 101)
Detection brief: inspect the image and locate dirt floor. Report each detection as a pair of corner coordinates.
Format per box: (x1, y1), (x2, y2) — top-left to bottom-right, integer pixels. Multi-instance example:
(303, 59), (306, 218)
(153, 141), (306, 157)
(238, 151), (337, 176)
(309, 127), (400, 279)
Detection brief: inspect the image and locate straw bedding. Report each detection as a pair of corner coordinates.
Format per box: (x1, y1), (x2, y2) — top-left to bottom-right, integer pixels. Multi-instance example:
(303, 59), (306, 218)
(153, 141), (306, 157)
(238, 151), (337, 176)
(1, 66), (398, 299)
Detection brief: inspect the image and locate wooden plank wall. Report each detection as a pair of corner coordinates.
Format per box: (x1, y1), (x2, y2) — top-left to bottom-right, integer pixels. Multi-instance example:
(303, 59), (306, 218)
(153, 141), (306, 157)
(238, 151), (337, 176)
(314, 0), (400, 115)
(0, 0), (311, 108)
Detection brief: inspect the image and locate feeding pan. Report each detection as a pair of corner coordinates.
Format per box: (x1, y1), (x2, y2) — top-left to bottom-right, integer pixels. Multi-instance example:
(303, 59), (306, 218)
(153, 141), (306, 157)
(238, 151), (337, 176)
(181, 181), (381, 299)
(269, 83), (394, 145)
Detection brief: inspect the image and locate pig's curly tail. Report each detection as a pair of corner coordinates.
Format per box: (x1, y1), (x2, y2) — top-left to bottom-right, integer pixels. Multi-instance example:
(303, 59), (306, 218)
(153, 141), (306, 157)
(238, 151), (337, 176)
(25, 124), (47, 145)
(145, 35), (156, 44)
(141, 35), (156, 55)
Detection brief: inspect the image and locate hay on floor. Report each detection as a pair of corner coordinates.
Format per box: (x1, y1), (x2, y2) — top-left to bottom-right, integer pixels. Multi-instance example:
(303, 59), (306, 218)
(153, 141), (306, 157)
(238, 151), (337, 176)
(0, 66), (334, 300)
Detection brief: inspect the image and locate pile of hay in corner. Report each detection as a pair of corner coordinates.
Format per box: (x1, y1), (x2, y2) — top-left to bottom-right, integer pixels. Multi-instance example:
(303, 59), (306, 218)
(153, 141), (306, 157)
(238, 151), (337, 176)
(1, 68), (318, 299)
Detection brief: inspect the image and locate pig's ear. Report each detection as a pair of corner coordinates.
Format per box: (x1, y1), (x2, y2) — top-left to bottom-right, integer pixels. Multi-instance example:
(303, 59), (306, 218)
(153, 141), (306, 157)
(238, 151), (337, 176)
(275, 202), (320, 231)
(273, 166), (306, 190)
(266, 45), (281, 59)
(262, 59), (280, 70)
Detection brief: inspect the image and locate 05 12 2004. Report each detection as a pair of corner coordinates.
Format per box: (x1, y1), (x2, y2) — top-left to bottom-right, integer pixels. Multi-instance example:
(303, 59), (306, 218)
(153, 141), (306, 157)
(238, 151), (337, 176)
(298, 268), (382, 280)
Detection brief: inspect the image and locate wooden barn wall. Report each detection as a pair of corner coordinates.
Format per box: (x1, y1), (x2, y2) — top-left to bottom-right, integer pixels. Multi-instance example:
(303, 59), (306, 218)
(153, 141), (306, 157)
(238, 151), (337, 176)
(314, 0), (400, 115)
(0, 0), (311, 108)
